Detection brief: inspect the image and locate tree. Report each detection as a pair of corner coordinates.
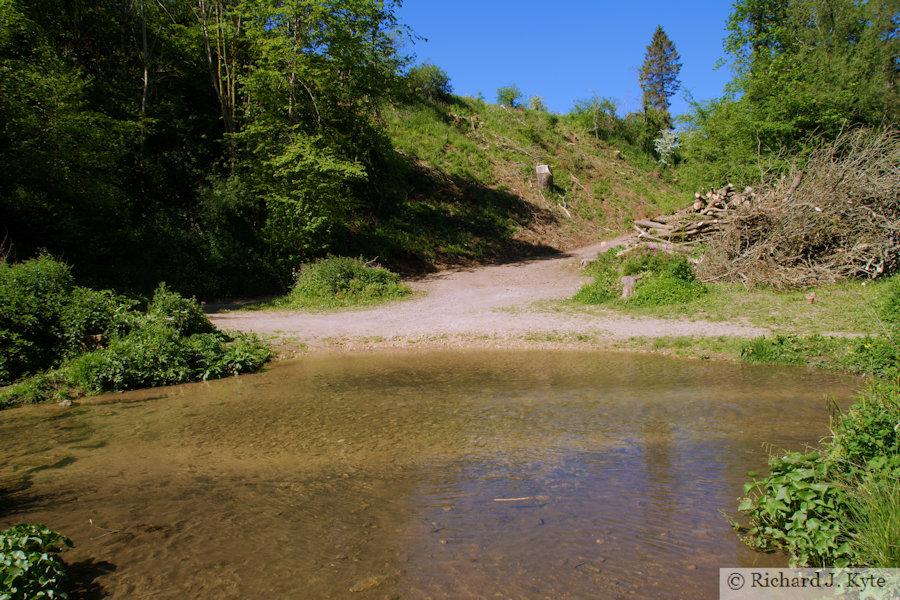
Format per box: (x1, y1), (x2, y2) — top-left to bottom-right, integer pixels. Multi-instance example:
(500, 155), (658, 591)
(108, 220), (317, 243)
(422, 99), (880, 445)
(406, 62), (452, 100)
(638, 26), (682, 117)
(496, 84), (522, 108)
(571, 94), (618, 140)
(679, 0), (900, 187)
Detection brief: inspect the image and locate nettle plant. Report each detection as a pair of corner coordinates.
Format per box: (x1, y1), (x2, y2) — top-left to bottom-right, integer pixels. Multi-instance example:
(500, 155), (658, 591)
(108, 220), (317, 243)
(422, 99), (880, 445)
(0, 524), (73, 600)
(737, 379), (900, 567)
(738, 452), (853, 567)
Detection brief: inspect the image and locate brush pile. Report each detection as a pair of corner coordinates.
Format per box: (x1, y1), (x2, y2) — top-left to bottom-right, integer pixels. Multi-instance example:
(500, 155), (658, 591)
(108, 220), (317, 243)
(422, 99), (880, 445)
(624, 128), (900, 288)
(628, 182), (755, 247)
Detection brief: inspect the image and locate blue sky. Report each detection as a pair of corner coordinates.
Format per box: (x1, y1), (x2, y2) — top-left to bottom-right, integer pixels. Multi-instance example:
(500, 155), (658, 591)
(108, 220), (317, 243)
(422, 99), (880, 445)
(395, 1), (737, 118)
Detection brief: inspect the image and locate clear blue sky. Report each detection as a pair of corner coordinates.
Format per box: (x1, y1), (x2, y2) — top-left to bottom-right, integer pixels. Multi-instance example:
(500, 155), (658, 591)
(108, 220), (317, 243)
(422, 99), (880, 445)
(395, 1), (737, 118)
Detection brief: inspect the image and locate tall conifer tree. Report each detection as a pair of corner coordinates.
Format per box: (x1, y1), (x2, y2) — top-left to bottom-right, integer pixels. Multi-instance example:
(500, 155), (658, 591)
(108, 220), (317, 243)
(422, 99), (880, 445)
(639, 26), (682, 117)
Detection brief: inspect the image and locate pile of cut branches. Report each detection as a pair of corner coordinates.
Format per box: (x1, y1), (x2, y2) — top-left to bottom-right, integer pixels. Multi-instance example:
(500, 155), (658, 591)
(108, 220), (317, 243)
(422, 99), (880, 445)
(624, 128), (900, 288)
(697, 128), (900, 288)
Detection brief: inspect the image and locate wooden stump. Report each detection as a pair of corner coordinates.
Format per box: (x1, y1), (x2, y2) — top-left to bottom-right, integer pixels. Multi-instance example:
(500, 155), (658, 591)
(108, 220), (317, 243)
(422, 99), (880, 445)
(536, 164), (553, 190)
(621, 275), (642, 300)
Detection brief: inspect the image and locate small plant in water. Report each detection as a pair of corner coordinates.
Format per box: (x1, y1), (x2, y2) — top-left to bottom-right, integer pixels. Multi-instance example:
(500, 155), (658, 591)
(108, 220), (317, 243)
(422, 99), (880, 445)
(736, 376), (900, 567)
(0, 524), (72, 599)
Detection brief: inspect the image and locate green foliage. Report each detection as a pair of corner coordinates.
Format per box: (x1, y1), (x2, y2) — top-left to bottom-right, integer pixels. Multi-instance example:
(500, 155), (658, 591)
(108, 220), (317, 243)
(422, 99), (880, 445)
(281, 256), (411, 309)
(653, 129), (678, 165)
(496, 84), (523, 108)
(630, 272), (706, 307)
(739, 451), (850, 567)
(740, 334), (899, 376)
(844, 478), (900, 567)
(738, 379), (900, 567)
(406, 62), (452, 100)
(0, 371), (73, 409)
(574, 249), (706, 307)
(0, 256), (270, 405)
(0, 255), (75, 384)
(66, 324), (270, 394)
(0, 0), (412, 297)
(680, 0), (898, 187)
(0, 523), (72, 600)
(878, 275), (900, 328)
(569, 95), (619, 141)
(60, 288), (136, 357)
(527, 95), (546, 112)
(147, 283), (217, 337)
(195, 175), (277, 296)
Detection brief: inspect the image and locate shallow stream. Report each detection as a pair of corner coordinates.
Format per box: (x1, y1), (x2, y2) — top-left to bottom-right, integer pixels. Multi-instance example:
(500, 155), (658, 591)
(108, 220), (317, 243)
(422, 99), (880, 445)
(0, 350), (858, 599)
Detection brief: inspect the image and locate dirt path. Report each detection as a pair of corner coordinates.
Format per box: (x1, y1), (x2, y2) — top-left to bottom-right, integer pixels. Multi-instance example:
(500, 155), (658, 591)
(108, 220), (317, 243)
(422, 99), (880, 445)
(208, 239), (770, 352)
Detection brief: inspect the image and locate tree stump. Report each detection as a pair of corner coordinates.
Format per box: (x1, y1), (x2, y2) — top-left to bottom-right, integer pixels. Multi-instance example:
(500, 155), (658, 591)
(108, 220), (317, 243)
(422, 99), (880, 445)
(621, 275), (642, 300)
(536, 164), (553, 190)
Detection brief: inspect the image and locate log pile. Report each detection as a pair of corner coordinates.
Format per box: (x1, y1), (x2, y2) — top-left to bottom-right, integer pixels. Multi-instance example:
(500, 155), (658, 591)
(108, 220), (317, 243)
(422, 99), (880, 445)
(621, 183), (757, 257)
(619, 128), (900, 288)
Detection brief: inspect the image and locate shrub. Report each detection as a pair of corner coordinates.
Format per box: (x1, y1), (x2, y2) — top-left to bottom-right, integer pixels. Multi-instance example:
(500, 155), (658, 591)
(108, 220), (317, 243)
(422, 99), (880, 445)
(146, 282), (217, 336)
(0, 523), (72, 600)
(0, 255), (75, 384)
(67, 323), (193, 392)
(0, 258), (271, 405)
(573, 275), (617, 304)
(285, 256), (411, 309)
(527, 95), (546, 112)
(496, 84), (522, 108)
(574, 248), (706, 307)
(738, 379), (900, 567)
(60, 287), (136, 357)
(406, 62), (452, 100)
(629, 272), (706, 307)
(67, 324), (271, 394)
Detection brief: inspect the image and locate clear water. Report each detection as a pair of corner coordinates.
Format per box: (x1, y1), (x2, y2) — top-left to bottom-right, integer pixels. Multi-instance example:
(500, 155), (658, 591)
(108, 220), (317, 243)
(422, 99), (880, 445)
(0, 350), (858, 599)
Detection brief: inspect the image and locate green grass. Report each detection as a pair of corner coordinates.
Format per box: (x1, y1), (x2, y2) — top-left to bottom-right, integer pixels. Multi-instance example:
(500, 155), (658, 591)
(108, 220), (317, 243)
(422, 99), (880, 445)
(559, 271), (892, 337)
(844, 477), (900, 567)
(621, 335), (749, 360)
(374, 94), (688, 270)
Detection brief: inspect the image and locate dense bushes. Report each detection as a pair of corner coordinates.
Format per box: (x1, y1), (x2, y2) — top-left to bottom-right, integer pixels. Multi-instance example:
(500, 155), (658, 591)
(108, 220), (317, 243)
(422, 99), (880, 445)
(0, 256), (270, 406)
(0, 523), (72, 599)
(737, 379), (900, 567)
(574, 248), (706, 307)
(278, 256), (412, 309)
(65, 324), (269, 394)
(0, 255), (128, 384)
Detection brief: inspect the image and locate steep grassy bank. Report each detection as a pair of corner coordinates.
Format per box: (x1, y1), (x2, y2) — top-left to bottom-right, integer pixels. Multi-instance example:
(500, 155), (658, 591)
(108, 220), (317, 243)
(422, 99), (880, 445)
(374, 94), (686, 270)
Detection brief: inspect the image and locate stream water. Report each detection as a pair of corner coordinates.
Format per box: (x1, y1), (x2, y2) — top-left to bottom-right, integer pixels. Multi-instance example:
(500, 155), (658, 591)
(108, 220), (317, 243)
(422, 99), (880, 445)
(0, 350), (859, 599)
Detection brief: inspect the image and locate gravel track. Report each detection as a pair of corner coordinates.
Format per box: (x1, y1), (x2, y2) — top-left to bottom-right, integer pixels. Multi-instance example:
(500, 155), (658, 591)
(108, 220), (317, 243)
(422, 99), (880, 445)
(208, 239), (770, 351)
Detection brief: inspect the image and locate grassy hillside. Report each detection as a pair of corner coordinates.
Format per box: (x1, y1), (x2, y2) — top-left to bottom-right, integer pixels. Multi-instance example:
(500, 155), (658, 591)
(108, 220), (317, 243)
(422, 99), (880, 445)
(367, 94), (687, 271)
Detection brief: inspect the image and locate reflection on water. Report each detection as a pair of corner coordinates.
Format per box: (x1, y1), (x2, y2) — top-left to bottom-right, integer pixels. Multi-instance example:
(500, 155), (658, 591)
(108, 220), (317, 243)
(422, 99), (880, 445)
(0, 350), (858, 599)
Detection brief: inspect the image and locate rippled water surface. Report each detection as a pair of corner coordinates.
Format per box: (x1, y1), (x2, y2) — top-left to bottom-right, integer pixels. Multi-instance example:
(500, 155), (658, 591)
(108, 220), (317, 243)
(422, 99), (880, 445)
(0, 350), (859, 599)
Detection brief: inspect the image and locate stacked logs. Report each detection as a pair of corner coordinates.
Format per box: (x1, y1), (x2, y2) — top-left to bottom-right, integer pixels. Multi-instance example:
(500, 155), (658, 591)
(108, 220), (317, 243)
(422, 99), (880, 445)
(622, 183), (757, 256)
(691, 183), (756, 214)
